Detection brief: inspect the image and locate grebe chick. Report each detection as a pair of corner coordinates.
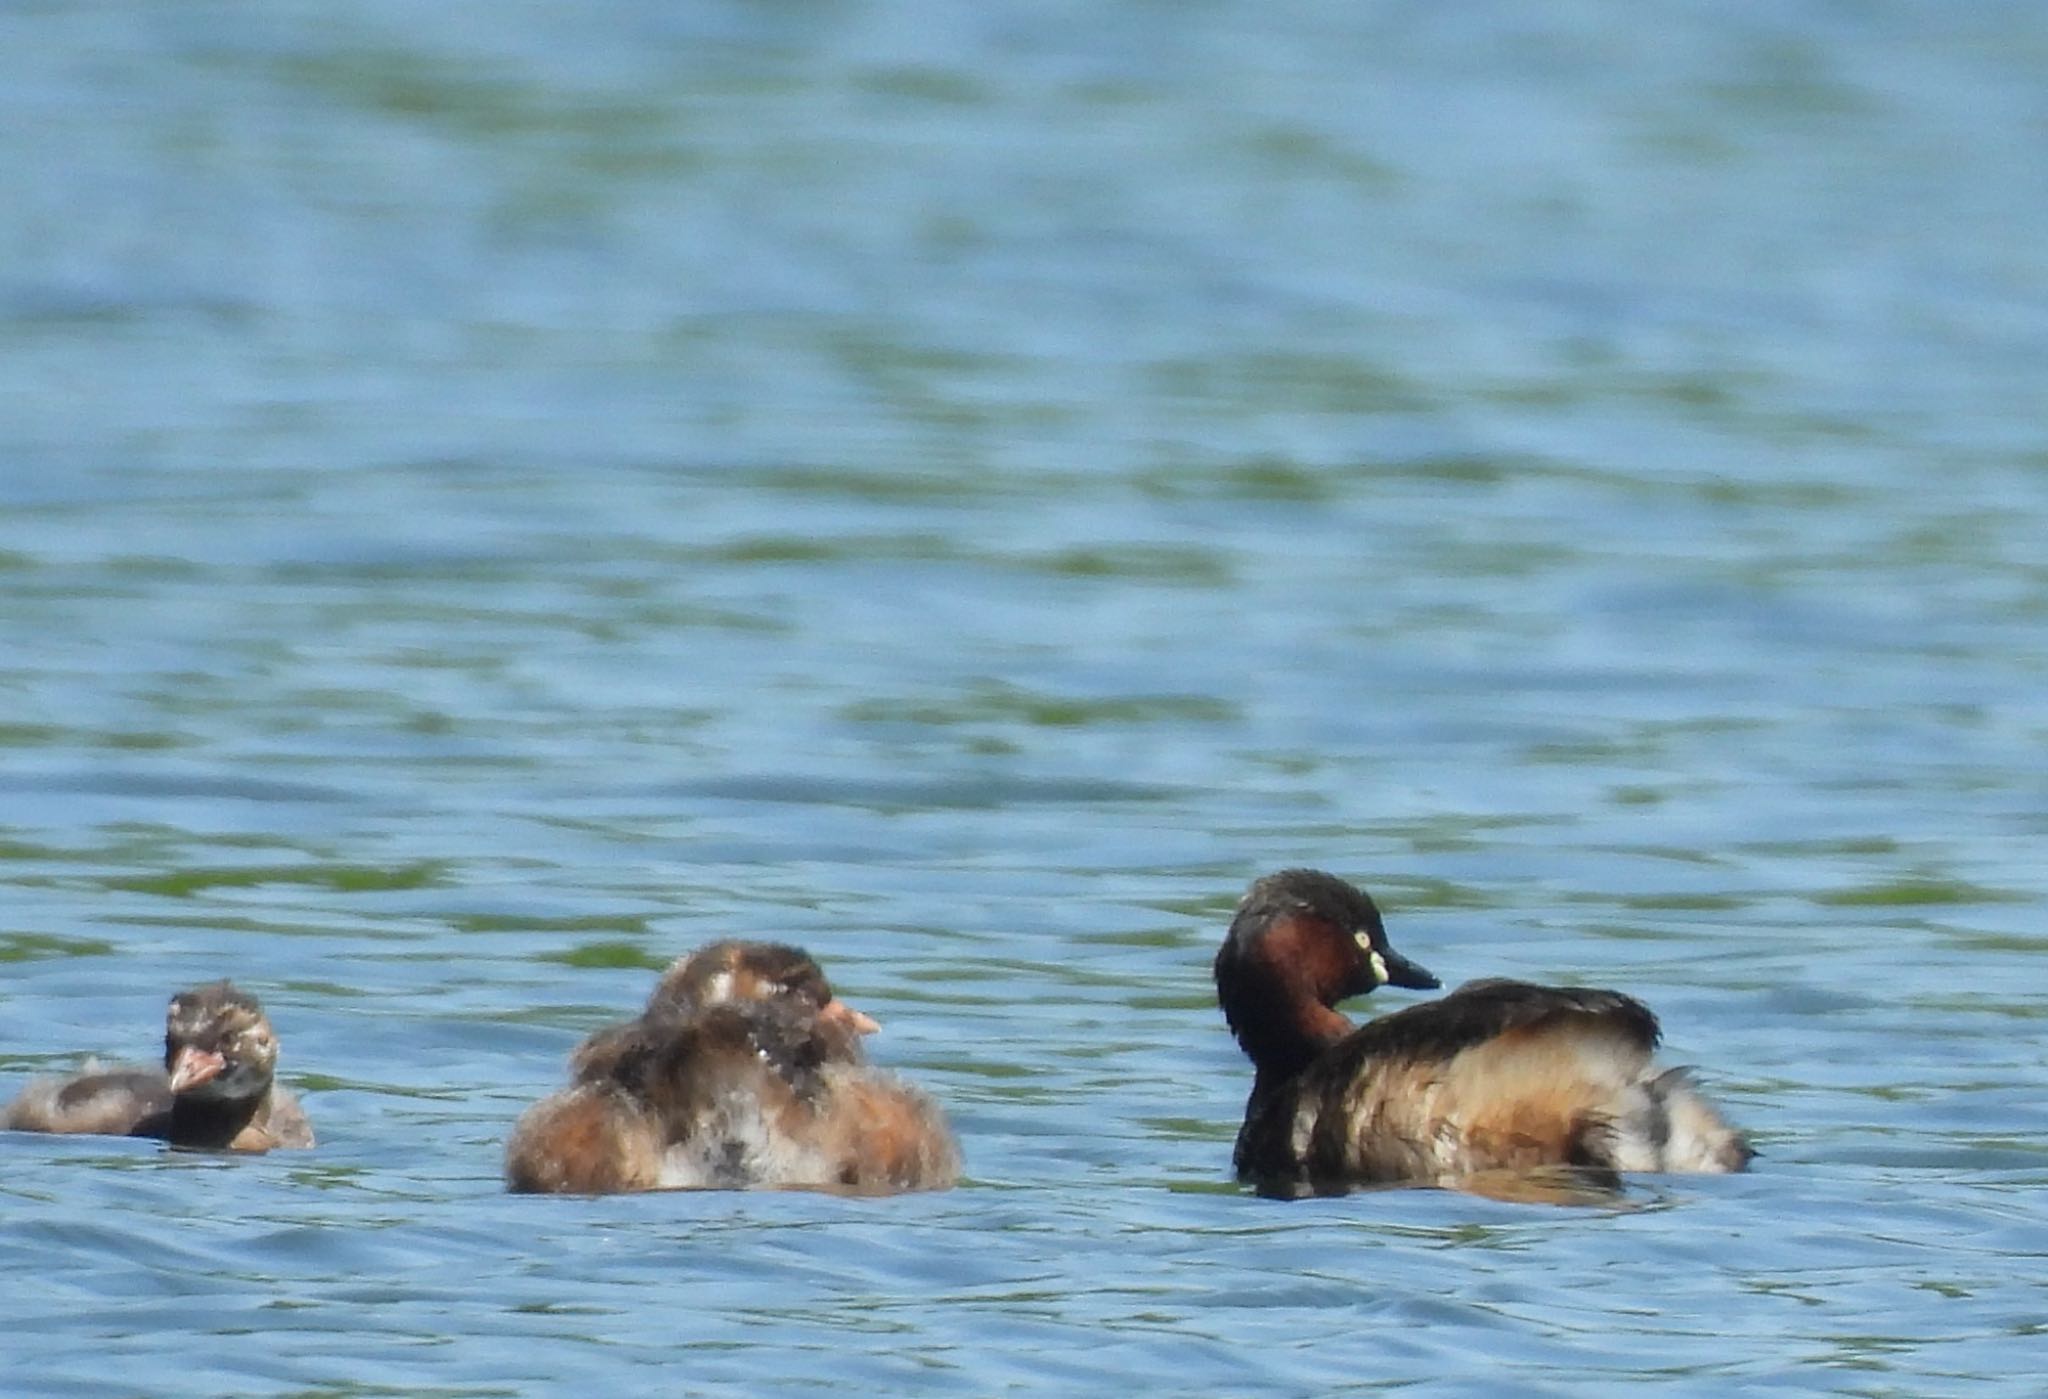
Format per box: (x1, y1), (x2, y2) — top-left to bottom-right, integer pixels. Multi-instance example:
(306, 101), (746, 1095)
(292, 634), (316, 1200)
(506, 941), (956, 1195)
(3, 981), (312, 1152)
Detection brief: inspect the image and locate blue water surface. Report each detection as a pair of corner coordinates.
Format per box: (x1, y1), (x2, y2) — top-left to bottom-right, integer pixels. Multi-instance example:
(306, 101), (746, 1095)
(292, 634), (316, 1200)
(3, 2), (2047, 1394)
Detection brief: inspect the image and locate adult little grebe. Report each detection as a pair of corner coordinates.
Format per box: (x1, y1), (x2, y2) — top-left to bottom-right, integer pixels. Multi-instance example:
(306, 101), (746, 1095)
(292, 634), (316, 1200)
(2, 981), (313, 1152)
(1215, 869), (1750, 1193)
(506, 941), (958, 1195)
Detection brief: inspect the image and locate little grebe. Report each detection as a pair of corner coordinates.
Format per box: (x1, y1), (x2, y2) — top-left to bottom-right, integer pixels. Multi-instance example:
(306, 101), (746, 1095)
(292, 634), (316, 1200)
(565, 939), (879, 1084)
(506, 940), (958, 1195)
(2, 981), (312, 1152)
(1215, 869), (1750, 1193)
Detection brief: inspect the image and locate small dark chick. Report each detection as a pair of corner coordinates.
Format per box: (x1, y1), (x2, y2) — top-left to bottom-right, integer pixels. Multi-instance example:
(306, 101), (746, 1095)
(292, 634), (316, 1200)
(3, 981), (312, 1152)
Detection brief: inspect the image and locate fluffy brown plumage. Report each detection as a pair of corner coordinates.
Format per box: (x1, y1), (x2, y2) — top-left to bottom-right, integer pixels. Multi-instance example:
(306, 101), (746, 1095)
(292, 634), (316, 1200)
(1215, 869), (1750, 1194)
(506, 941), (958, 1195)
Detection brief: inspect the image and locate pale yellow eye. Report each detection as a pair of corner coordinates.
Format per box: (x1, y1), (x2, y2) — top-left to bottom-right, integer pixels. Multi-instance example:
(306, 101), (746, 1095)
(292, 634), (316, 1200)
(1368, 950), (1389, 986)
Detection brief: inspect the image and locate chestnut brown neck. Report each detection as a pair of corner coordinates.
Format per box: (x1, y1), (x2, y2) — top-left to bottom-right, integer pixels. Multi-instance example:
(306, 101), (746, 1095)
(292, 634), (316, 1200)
(1241, 998), (1354, 1086)
(1217, 912), (1359, 1081)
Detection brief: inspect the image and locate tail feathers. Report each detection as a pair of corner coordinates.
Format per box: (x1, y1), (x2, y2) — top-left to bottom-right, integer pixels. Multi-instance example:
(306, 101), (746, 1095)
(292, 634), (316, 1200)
(1607, 1066), (1751, 1174)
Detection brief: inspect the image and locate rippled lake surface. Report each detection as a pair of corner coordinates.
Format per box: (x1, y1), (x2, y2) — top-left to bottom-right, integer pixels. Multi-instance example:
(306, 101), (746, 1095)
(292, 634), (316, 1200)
(4, 2), (2047, 1394)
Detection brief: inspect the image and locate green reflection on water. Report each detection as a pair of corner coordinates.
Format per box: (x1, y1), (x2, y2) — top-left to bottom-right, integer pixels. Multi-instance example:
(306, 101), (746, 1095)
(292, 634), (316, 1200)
(534, 941), (667, 971)
(453, 914), (652, 937)
(845, 685), (1236, 728)
(1813, 878), (2024, 907)
(103, 862), (448, 897)
(0, 932), (115, 961)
